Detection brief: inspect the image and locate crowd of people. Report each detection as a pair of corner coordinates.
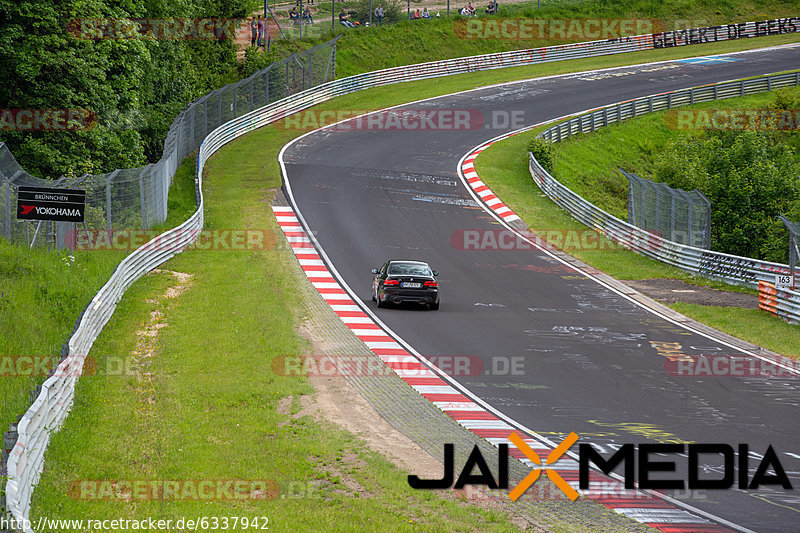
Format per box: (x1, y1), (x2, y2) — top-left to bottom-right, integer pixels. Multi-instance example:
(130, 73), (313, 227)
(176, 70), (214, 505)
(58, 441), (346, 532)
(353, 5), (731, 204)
(247, 0), (501, 41)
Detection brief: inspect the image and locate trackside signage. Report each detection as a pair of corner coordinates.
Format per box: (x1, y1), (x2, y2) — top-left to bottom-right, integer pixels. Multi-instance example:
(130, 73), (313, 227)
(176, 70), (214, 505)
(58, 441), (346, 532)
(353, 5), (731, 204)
(409, 433), (792, 500)
(16, 186), (86, 223)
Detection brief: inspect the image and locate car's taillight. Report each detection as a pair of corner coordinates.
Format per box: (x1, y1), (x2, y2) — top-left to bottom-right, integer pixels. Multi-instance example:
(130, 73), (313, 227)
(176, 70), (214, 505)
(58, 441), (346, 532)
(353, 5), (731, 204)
(424, 281), (437, 287)
(384, 279), (399, 285)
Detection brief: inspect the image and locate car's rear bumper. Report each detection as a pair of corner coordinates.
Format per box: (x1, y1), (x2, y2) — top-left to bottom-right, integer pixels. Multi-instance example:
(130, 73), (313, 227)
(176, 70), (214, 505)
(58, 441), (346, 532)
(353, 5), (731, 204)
(381, 288), (438, 304)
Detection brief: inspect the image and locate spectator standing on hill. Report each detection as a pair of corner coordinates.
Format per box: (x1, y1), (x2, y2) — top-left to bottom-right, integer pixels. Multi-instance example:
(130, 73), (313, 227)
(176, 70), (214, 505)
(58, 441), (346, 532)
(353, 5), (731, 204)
(340, 9), (355, 27)
(375, 4), (384, 26)
(257, 15), (264, 46)
(249, 17), (257, 46)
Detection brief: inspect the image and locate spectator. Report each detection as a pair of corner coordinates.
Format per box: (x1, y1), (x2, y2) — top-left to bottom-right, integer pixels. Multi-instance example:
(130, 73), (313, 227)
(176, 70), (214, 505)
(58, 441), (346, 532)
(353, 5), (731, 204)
(412, 8), (421, 19)
(339, 9), (355, 27)
(249, 17), (257, 46)
(374, 4), (384, 26)
(485, 0), (497, 14)
(466, 2), (476, 16)
(289, 7), (300, 24)
(257, 15), (264, 46)
(303, 7), (313, 24)
(422, 7), (431, 18)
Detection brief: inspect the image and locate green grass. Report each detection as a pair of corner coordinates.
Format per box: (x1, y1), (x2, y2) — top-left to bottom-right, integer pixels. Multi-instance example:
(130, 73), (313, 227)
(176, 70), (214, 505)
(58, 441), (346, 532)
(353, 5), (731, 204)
(258, 0), (800, 77)
(30, 151), (522, 533)
(0, 159), (196, 505)
(550, 85), (800, 221)
(474, 90), (800, 358)
(11, 0), (800, 520)
(670, 303), (800, 357)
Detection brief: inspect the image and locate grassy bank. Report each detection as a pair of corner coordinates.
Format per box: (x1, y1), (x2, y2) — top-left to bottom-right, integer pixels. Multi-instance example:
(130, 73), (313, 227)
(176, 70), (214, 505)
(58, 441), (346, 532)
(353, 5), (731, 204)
(549, 85), (800, 222)
(0, 160), (197, 502)
(30, 155), (522, 532)
(255, 0), (800, 77)
(473, 91), (800, 357)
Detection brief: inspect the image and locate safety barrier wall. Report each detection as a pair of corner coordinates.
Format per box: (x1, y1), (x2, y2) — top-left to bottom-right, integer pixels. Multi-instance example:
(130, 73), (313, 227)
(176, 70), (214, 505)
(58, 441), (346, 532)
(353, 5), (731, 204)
(530, 71), (800, 290)
(6, 17), (799, 531)
(759, 282), (800, 323)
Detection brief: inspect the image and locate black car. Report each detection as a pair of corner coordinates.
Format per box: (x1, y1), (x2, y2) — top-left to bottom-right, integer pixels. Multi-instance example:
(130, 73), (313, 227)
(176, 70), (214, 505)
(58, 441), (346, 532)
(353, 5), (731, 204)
(371, 260), (439, 310)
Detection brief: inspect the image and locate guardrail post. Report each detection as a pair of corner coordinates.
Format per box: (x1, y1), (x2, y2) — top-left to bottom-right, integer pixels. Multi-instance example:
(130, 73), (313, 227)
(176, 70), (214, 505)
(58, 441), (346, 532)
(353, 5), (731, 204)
(740, 80), (745, 97)
(690, 87), (694, 105)
(767, 76), (772, 91)
(667, 93), (672, 109)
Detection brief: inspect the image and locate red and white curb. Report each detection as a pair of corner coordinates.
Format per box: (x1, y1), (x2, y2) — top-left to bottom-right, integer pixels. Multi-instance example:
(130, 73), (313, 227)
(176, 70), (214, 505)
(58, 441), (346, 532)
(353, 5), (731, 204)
(461, 144), (521, 223)
(272, 204), (734, 533)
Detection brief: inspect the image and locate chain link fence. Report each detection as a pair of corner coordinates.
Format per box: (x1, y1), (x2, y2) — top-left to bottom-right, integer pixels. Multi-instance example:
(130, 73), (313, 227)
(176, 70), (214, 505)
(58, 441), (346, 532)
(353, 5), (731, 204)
(0, 37), (338, 250)
(622, 169), (711, 249)
(780, 215), (800, 285)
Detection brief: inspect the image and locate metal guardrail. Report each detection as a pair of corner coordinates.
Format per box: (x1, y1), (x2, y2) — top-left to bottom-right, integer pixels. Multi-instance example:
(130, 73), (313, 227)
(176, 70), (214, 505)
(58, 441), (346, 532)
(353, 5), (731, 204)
(530, 71), (800, 290)
(0, 38), (338, 250)
(759, 282), (800, 323)
(5, 16), (800, 532)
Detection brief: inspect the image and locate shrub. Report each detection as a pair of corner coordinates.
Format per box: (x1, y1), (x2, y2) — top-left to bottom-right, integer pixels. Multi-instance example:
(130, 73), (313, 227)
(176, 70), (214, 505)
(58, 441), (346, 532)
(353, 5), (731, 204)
(527, 137), (555, 174)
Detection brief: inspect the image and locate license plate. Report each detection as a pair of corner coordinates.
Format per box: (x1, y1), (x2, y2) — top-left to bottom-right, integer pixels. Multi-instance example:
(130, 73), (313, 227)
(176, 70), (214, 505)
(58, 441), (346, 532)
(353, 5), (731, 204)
(403, 282), (421, 288)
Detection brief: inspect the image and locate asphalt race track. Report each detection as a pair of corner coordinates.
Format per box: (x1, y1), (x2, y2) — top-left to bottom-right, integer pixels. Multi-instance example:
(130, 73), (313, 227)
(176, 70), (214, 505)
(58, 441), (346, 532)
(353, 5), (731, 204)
(280, 45), (800, 532)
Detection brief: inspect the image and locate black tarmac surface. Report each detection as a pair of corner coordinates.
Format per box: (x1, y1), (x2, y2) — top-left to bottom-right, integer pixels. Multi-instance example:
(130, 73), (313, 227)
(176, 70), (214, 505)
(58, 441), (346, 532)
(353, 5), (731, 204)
(281, 46), (800, 532)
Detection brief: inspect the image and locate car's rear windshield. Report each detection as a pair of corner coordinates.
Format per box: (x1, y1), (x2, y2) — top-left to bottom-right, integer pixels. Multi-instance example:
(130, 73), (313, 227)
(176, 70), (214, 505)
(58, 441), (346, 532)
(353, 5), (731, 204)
(389, 263), (432, 276)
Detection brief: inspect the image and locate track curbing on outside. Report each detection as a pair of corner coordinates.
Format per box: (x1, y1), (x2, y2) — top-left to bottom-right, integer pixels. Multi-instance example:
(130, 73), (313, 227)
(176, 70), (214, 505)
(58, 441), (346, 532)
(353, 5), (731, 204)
(270, 195), (737, 532)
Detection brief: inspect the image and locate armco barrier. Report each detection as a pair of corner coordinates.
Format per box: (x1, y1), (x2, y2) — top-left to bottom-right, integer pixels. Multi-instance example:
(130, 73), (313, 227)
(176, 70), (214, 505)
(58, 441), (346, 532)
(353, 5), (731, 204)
(529, 71), (800, 290)
(5, 16), (800, 531)
(759, 282), (800, 323)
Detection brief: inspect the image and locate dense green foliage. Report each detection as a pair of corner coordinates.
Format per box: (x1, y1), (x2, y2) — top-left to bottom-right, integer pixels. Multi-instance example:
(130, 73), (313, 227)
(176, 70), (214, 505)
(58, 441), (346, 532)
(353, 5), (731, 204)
(551, 86), (800, 264)
(654, 131), (800, 262)
(528, 136), (555, 173)
(0, 0), (254, 179)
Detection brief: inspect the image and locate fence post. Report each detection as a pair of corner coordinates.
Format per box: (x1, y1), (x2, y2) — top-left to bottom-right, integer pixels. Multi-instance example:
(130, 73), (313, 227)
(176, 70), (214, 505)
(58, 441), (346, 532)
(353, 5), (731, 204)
(106, 170), (119, 231)
(139, 167), (148, 231)
(671, 196), (676, 243)
(3, 180), (10, 241)
(250, 79), (255, 112)
(308, 47), (314, 88)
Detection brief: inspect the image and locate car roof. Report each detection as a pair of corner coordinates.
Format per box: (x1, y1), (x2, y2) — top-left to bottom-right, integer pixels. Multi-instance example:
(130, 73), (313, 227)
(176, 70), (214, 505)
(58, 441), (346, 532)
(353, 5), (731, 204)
(388, 260), (429, 265)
